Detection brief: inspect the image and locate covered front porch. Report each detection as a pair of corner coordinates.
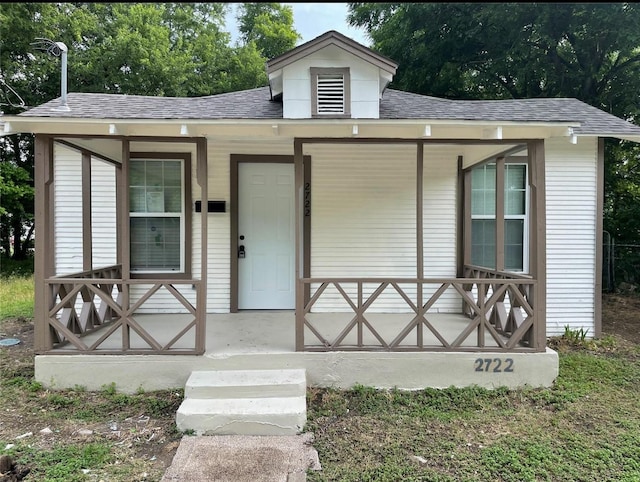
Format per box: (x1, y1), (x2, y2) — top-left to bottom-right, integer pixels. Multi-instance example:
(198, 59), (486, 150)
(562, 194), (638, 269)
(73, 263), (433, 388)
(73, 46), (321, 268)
(32, 132), (548, 361)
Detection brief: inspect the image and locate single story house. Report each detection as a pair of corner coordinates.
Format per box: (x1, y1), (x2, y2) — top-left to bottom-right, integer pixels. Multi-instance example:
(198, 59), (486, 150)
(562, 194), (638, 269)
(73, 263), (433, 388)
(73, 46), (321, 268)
(4, 31), (640, 433)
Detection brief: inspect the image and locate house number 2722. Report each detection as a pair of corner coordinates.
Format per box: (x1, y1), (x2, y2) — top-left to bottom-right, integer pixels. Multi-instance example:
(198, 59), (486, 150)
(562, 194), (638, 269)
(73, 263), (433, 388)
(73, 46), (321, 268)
(474, 358), (514, 373)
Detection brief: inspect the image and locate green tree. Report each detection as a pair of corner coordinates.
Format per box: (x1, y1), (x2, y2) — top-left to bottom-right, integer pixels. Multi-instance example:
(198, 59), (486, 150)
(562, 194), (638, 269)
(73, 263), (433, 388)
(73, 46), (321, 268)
(236, 3), (301, 59)
(0, 2), (273, 260)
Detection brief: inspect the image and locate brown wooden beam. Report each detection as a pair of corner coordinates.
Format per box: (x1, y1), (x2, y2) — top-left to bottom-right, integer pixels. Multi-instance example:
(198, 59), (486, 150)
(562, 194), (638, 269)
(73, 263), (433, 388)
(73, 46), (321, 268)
(595, 138), (604, 337)
(120, 140), (131, 323)
(34, 135), (55, 352)
(528, 140), (546, 350)
(115, 162), (122, 265)
(303, 156), (312, 305)
(295, 138), (537, 145)
(196, 137), (208, 354)
(463, 170), (472, 270)
(294, 139), (304, 351)
(416, 142), (424, 347)
(457, 156), (464, 278)
(495, 156), (505, 271)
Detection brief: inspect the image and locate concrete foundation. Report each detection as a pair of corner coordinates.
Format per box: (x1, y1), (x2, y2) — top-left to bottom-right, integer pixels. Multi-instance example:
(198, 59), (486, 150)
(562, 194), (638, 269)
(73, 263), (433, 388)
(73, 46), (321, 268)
(35, 348), (558, 393)
(35, 312), (559, 393)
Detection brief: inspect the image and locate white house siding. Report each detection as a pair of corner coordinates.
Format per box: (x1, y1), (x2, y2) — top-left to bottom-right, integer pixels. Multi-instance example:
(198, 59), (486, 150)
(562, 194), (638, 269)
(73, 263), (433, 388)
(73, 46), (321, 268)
(308, 143), (460, 313)
(90, 158), (117, 268)
(545, 137), (597, 336)
(54, 144), (119, 274)
(54, 144), (83, 275)
(422, 146), (459, 312)
(282, 44), (380, 119)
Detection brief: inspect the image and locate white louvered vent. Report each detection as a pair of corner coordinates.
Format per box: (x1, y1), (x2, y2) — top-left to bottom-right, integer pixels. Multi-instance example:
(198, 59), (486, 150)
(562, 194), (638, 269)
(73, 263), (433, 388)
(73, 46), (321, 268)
(316, 73), (345, 115)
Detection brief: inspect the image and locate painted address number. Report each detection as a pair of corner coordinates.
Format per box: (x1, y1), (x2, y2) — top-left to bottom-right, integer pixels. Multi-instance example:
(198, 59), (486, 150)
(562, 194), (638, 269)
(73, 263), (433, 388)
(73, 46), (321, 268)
(304, 182), (311, 217)
(474, 358), (514, 373)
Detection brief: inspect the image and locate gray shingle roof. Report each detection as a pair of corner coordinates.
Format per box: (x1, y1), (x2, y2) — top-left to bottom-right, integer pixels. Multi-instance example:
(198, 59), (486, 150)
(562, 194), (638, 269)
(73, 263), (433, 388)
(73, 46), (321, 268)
(19, 86), (640, 136)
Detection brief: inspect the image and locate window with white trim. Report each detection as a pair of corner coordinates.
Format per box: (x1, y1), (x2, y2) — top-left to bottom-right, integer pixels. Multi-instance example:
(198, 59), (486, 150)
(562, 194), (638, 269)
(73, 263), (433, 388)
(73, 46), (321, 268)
(311, 67), (351, 118)
(471, 163), (528, 272)
(129, 158), (185, 273)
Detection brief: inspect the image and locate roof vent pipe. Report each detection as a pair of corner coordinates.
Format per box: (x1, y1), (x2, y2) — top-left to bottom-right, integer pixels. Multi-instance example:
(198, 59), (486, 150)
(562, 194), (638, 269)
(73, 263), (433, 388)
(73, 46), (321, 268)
(32, 38), (70, 111)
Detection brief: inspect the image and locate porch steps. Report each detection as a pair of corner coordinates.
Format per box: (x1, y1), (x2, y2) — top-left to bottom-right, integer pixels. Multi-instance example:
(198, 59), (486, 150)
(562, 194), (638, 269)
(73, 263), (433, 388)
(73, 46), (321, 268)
(175, 369), (307, 436)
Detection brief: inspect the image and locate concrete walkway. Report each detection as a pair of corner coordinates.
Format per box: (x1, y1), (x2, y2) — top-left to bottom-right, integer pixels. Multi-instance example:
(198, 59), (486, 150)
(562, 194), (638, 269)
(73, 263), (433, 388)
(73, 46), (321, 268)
(160, 433), (321, 482)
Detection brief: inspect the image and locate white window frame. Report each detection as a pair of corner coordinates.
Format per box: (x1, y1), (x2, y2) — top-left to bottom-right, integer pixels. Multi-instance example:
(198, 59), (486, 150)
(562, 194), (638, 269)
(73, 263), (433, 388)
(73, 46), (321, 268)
(471, 162), (529, 273)
(129, 157), (187, 275)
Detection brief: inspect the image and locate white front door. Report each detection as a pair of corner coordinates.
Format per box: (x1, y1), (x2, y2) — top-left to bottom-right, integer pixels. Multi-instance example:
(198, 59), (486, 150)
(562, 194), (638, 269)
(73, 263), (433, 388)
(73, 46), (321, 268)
(238, 163), (295, 309)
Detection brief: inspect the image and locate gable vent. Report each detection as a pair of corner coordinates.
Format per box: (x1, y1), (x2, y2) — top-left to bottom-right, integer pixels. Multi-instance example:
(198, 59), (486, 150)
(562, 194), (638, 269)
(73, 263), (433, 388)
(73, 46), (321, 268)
(316, 73), (345, 114)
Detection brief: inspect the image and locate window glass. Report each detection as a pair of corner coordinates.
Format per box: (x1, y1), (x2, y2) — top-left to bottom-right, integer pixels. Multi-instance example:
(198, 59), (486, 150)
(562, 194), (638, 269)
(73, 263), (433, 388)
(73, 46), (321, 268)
(505, 219), (524, 271)
(129, 159), (183, 272)
(471, 219), (496, 268)
(505, 165), (526, 215)
(471, 164), (496, 216)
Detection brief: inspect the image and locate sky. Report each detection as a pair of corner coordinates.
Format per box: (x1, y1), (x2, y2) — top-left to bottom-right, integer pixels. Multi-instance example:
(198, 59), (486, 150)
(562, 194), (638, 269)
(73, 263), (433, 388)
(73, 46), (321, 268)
(225, 3), (371, 47)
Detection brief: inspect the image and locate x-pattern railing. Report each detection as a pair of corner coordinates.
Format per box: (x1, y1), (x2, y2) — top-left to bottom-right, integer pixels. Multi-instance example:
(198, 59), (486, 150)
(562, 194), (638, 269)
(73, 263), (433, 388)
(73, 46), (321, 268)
(43, 265), (204, 354)
(299, 270), (538, 352)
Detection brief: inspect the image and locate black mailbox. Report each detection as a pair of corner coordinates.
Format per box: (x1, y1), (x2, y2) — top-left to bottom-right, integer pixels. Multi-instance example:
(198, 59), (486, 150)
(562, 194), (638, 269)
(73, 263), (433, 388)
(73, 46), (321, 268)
(195, 200), (226, 213)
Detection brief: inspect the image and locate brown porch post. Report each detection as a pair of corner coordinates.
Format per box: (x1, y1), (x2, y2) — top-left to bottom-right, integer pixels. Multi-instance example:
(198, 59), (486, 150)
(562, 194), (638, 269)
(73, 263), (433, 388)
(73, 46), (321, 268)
(456, 156), (464, 278)
(120, 140), (131, 349)
(416, 142), (424, 347)
(528, 140), (546, 350)
(594, 138), (604, 337)
(81, 151), (92, 271)
(495, 156), (505, 271)
(115, 163), (122, 265)
(463, 169), (472, 269)
(294, 139), (304, 351)
(34, 135), (55, 352)
(196, 137), (208, 354)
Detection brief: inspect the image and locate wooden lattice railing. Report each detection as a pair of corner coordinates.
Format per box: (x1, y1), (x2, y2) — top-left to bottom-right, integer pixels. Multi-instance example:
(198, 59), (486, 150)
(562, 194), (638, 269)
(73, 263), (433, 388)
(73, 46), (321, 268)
(42, 265), (205, 354)
(297, 268), (539, 352)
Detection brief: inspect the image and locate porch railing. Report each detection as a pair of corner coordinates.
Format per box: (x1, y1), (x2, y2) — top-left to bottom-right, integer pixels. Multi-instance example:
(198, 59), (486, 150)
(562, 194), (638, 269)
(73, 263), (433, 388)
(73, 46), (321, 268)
(42, 265), (205, 355)
(297, 265), (540, 352)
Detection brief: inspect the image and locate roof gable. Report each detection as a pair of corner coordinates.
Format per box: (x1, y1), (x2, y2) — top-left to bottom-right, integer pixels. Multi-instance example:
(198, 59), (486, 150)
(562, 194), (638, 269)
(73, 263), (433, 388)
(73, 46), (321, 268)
(266, 30), (397, 76)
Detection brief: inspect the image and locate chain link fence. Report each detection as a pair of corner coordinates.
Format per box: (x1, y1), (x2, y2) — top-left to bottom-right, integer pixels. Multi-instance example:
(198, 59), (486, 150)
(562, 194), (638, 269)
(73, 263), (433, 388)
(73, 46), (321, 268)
(603, 230), (640, 292)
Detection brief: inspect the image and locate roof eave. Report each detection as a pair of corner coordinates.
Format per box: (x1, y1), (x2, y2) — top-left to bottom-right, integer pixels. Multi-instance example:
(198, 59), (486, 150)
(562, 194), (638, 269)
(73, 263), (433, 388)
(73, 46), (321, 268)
(1, 116), (586, 142)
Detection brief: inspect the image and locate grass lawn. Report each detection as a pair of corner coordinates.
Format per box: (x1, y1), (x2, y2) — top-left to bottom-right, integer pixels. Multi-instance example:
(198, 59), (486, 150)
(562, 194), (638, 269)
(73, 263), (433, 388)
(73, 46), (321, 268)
(1, 266), (639, 481)
(306, 337), (640, 481)
(0, 274), (34, 319)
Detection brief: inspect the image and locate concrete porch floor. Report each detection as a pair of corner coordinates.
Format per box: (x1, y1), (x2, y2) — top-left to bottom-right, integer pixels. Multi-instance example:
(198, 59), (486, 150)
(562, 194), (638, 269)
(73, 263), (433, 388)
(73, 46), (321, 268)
(35, 312), (559, 392)
(50, 311), (507, 353)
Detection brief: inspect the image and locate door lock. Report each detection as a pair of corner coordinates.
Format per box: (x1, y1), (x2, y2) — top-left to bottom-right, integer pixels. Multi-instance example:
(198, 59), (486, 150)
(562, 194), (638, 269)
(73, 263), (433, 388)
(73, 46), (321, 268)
(238, 244), (246, 259)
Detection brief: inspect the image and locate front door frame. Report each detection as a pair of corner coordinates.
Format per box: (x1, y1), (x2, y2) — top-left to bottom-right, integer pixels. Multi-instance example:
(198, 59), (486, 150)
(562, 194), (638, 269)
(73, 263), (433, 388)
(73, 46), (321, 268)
(230, 154), (311, 312)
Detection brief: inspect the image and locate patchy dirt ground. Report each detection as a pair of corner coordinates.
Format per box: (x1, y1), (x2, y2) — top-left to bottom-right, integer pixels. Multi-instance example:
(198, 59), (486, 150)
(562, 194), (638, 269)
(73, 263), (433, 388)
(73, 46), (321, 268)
(602, 293), (640, 344)
(0, 317), (181, 481)
(1, 293), (639, 480)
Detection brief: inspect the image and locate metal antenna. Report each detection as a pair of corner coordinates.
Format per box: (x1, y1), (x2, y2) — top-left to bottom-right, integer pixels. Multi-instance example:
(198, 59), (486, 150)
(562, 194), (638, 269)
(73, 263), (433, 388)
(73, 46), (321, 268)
(0, 77), (26, 110)
(31, 37), (70, 111)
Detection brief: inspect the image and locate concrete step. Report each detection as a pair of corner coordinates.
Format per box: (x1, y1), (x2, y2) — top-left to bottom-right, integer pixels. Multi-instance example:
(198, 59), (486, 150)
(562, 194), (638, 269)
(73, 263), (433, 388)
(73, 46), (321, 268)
(184, 369), (306, 399)
(176, 396), (307, 436)
(176, 369), (307, 436)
